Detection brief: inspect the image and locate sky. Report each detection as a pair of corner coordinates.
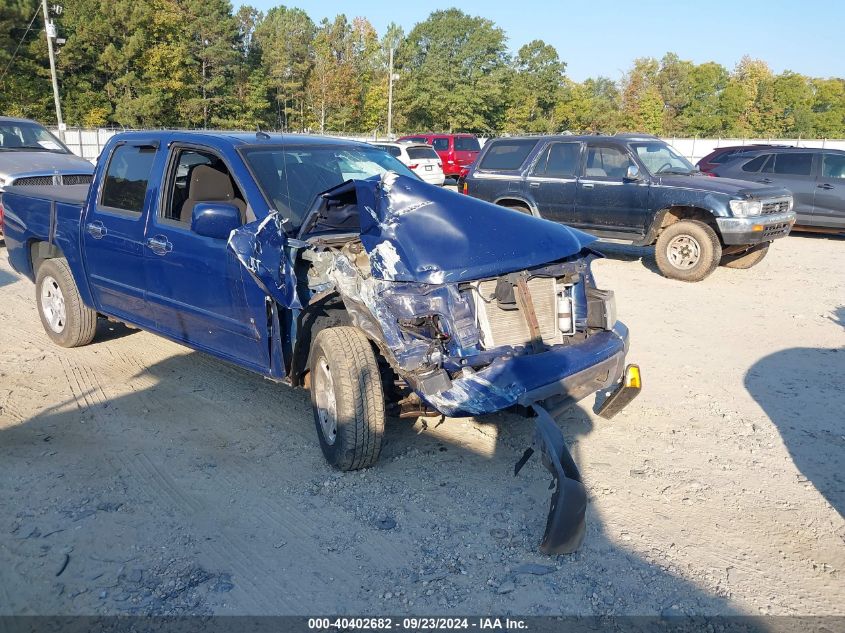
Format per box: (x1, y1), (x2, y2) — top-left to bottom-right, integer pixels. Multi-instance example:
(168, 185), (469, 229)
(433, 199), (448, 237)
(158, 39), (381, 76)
(242, 0), (844, 82)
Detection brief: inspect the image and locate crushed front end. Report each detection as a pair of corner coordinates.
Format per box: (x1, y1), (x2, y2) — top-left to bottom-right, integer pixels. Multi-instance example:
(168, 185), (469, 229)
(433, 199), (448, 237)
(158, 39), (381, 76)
(235, 172), (641, 554)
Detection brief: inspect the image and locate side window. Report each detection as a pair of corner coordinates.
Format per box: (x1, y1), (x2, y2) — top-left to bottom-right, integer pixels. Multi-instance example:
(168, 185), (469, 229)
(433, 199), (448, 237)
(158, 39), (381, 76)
(432, 138), (449, 151)
(822, 154), (845, 180)
(163, 148), (245, 226)
(100, 145), (157, 214)
(386, 145), (401, 158)
(534, 142), (579, 178)
(480, 139), (538, 171)
(771, 153), (813, 176)
(583, 145), (634, 179)
(742, 154), (770, 172)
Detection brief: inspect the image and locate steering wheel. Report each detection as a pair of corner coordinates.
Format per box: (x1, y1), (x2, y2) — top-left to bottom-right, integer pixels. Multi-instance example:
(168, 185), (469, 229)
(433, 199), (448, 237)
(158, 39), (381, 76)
(656, 162), (672, 173)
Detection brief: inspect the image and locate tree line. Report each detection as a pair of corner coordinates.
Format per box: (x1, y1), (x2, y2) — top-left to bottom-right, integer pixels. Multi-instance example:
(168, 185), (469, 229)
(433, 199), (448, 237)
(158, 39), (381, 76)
(1, 1), (844, 138)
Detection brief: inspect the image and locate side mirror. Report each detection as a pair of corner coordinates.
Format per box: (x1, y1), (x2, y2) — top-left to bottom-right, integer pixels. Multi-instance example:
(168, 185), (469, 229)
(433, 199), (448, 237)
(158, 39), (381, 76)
(191, 203), (241, 240)
(625, 165), (641, 181)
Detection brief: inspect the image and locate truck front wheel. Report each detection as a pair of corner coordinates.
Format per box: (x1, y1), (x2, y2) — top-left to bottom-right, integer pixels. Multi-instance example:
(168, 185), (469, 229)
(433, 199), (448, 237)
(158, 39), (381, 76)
(720, 244), (769, 269)
(35, 258), (98, 348)
(309, 327), (386, 471)
(655, 220), (722, 282)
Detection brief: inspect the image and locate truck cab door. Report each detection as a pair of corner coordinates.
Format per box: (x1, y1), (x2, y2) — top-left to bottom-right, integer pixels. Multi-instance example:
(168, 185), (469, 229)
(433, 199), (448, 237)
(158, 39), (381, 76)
(525, 141), (581, 224)
(574, 143), (650, 237)
(143, 145), (269, 372)
(81, 141), (159, 328)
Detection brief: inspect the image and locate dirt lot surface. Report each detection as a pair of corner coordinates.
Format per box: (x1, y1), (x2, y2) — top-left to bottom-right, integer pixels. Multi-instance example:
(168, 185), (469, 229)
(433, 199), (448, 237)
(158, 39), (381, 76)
(0, 233), (843, 617)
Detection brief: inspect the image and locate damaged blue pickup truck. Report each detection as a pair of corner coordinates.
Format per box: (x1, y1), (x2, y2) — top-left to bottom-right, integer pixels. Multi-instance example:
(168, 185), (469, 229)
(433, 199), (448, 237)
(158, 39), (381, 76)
(1, 131), (640, 553)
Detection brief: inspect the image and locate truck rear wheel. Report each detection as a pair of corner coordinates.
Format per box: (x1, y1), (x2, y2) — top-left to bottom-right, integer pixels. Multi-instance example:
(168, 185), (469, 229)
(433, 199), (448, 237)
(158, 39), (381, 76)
(309, 327), (385, 471)
(35, 258), (97, 348)
(720, 244), (769, 269)
(654, 220), (722, 282)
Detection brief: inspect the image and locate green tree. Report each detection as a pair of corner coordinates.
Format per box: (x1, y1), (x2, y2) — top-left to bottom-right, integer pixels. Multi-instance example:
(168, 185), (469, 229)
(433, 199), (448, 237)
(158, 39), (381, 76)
(620, 57), (664, 134)
(254, 5), (315, 131)
(0, 0), (52, 121)
(396, 9), (509, 133)
(503, 39), (566, 133)
(810, 78), (845, 137)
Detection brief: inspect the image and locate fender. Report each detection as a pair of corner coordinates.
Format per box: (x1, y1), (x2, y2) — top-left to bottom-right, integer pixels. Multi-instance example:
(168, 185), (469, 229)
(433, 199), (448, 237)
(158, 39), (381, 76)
(635, 204), (719, 246)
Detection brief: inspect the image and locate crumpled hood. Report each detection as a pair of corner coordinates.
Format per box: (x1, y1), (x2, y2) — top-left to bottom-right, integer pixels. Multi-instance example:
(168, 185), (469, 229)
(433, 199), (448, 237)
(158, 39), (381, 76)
(656, 173), (790, 199)
(304, 172), (597, 284)
(0, 151), (94, 180)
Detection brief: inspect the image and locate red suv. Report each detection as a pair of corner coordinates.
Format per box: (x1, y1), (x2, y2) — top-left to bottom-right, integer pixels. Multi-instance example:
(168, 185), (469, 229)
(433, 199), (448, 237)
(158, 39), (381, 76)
(397, 133), (480, 179)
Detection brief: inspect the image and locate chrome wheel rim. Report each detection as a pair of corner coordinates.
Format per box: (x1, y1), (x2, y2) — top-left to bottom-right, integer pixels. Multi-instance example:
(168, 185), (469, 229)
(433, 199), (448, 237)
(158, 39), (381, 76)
(314, 358), (338, 445)
(666, 235), (701, 270)
(40, 275), (66, 333)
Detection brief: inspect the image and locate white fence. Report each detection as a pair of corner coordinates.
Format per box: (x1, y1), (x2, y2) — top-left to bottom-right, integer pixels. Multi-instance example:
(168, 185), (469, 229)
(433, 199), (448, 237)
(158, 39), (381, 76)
(51, 127), (845, 164)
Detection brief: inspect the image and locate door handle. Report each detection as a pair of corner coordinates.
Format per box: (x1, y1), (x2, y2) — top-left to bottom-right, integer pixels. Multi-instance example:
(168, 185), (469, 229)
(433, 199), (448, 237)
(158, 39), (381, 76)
(86, 221), (107, 239)
(758, 178), (773, 184)
(817, 183), (834, 190)
(528, 181), (540, 188)
(582, 183), (594, 189)
(146, 235), (173, 256)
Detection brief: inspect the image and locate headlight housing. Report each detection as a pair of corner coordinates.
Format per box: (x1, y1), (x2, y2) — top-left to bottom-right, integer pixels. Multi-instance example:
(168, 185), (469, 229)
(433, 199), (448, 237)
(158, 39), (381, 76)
(729, 199), (762, 217)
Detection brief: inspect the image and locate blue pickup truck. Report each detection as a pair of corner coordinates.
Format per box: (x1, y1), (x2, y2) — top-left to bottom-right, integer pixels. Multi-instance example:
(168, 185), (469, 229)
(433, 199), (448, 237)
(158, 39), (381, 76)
(1, 131), (640, 553)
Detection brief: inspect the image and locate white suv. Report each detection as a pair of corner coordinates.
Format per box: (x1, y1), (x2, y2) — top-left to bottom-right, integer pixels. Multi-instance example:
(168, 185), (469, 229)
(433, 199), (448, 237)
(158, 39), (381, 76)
(371, 142), (445, 186)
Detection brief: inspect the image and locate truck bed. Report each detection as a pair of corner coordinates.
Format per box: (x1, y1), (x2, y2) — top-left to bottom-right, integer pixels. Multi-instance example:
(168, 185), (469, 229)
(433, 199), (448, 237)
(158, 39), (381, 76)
(2, 184), (89, 205)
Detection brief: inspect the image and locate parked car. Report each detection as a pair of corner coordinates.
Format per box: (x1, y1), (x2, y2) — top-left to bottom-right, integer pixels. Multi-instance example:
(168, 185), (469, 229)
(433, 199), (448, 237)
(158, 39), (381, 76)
(462, 134), (796, 282)
(396, 133), (480, 180)
(711, 147), (845, 233)
(370, 141), (445, 185)
(1, 131), (641, 554)
(696, 144), (784, 173)
(0, 116), (95, 235)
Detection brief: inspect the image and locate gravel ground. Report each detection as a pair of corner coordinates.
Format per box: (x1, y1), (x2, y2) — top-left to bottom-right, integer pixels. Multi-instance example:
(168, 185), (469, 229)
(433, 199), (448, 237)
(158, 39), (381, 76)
(0, 232), (842, 617)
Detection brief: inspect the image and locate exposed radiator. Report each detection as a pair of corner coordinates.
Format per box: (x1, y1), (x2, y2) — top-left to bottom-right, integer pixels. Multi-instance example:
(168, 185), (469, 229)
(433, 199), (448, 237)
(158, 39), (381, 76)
(471, 277), (563, 349)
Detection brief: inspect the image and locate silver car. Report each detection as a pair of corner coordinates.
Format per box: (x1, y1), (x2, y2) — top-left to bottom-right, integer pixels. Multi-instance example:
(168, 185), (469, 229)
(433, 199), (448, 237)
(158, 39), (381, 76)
(0, 117), (94, 190)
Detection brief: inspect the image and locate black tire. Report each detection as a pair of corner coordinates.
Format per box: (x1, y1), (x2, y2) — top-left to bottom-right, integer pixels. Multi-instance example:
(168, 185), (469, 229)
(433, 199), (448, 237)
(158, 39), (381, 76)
(497, 202), (533, 216)
(720, 244), (769, 269)
(35, 258), (97, 348)
(309, 327), (386, 471)
(654, 220), (722, 282)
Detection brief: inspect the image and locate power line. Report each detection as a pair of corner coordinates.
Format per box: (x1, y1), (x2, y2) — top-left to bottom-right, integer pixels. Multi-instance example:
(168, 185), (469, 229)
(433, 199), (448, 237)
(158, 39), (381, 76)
(0, 6), (42, 87)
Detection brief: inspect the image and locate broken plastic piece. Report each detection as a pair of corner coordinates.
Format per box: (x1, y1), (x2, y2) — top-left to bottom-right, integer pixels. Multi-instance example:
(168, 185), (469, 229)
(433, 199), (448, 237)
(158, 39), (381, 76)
(517, 404), (587, 555)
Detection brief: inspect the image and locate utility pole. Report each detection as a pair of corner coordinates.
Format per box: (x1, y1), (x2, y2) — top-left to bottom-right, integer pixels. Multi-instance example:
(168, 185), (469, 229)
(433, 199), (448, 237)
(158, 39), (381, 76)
(387, 46), (394, 140)
(42, 0), (64, 141)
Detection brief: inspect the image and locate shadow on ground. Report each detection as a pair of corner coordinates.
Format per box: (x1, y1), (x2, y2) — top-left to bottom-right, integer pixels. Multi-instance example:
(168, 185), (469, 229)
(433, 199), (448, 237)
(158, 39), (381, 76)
(744, 306), (845, 518)
(0, 340), (747, 617)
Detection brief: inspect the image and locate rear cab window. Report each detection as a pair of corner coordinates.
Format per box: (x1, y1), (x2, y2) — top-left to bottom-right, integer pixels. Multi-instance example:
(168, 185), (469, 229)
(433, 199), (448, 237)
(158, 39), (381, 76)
(477, 139), (539, 172)
(100, 144), (157, 214)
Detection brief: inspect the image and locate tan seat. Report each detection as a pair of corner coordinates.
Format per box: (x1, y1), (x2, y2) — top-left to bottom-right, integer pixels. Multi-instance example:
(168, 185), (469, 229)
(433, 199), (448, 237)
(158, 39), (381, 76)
(180, 164), (246, 223)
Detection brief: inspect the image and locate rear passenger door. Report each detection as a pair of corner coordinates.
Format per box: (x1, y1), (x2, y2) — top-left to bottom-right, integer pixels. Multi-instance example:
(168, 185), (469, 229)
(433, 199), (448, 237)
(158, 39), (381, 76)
(756, 152), (817, 224)
(812, 153), (845, 230)
(143, 144), (267, 371)
(525, 141), (581, 224)
(81, 141), (159, 327)
(574, 143), (650, 235)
